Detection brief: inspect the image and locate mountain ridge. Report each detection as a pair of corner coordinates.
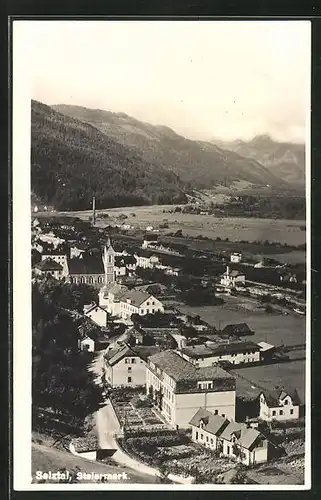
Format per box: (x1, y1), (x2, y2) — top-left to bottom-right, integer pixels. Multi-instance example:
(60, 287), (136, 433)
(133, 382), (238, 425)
(52, 104), (289, 190)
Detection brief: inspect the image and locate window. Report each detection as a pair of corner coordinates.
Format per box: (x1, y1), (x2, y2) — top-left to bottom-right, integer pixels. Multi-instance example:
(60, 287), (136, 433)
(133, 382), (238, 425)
(195, 431), (198, 440)
(147, 302), (150, 306)
(152, 309), (154, 313)
(279, 410), (284, 416)
(131, 358), (136, 364)
(214, 410), (218, 415)
(210, 438), (213, 444)
(227, 446), (230, 455)
(284, 400), (288, 405)
(222, 414), (225, 418)
(290, 409), (294, 415)
(152, 301), (155, 305)
(128, 367), (132, 373)
(127, 377), (132, 383)
(125, 359), (129, 364)
(201, 434), (203, 440)
(98, 276), (102, 283)
(272, 410), (276, 416)
(206, 436), (209, 442)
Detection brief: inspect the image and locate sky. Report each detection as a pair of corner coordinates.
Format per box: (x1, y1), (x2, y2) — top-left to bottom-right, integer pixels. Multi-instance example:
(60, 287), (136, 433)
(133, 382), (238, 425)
(18, 20), (310, 142)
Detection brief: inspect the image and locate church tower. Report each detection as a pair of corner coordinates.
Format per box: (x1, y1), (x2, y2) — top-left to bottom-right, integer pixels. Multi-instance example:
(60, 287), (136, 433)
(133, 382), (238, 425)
(102, 236), (115, 286)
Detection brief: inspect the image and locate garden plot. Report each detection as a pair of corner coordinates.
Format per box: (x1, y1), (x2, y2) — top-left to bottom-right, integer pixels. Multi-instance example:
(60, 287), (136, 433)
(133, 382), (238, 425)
(113, 401), (166, 429)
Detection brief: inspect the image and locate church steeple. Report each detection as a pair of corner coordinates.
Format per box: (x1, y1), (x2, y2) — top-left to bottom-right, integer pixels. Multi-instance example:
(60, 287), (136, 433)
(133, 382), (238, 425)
(103, 235), (115, 286)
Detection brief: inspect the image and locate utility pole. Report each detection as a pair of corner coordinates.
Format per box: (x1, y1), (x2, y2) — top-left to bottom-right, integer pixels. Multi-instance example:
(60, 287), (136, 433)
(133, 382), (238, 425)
(92, 196), (96, 226)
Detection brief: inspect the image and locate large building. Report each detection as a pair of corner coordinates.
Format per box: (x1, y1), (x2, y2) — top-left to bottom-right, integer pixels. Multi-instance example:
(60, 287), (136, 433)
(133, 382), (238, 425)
(177, 341), (261, 367)
(146, 350), (236, 427)
(220, 266), (245, 288)
(103, 343), (160, 387)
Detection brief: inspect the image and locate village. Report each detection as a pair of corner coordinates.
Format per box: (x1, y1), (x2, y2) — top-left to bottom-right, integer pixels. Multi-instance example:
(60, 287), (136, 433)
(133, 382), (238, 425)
(31, 211), (306, 485)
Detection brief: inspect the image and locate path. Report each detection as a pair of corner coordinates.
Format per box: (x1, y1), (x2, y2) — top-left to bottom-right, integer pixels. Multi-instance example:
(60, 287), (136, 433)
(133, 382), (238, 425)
(88, 349), (160, 481)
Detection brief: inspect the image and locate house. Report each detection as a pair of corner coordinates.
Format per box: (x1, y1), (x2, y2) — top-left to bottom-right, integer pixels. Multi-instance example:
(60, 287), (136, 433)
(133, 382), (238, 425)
(219, 420), (269, 466)
(123, 326), (154, 346)
(257, 341), (275, 361)
(230, 253), (242, 263)
(99, 283), (164, 320)
(84, 303), (108, 327)
(38, 232), (65, 249)
(70, 436), (99, 461)
(222, 323), (254, 337)
(146, 350), (236, 427)
(190, 408), (269, 466)
(142, 233), (158, 249)
(135, 251), (159, 269)
(103, 343), (160, 387)
(259, 388), (301, 421)
(178, 341), (261, 367)
(79, 336), (95, 352)
(220, 266), (245, 288)
(118, 290), (164, 320)
(190, 408), (229, 450)
(41, 249), (69, 277)
(33, 258), (65, 280)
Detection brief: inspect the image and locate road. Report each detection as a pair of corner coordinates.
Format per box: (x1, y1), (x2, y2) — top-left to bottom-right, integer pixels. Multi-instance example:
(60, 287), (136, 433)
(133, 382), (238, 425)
(88, 350), (159, 482)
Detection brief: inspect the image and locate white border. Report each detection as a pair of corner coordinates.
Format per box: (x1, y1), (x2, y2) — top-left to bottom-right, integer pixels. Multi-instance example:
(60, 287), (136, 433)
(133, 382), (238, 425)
(12, 19), (311, 491)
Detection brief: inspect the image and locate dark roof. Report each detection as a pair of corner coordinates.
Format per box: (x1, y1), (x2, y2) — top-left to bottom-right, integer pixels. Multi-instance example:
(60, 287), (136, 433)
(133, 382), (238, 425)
(71, 436), (98, 453)
(260, 387), (301, 407)
(35, 258), (63, 271)
(189, 408), (229, 435)
(131, 345), (161, 361)
(222, 323), (253, 335)
(121, 289), (155, 307)
(85, 303), (108, 315)
(67, 255), (104, 275)
(148, 350), (234, 383)
(144, 233), (158, 241)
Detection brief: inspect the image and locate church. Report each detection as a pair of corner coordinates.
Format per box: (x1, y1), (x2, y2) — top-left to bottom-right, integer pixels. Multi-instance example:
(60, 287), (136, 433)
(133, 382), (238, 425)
(98, 237), (164, 320)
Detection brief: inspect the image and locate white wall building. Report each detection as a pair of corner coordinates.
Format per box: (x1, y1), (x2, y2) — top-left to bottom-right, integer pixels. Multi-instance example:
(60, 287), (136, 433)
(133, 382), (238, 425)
(220, 266), (245, 288)
(259, 389), (301, 421)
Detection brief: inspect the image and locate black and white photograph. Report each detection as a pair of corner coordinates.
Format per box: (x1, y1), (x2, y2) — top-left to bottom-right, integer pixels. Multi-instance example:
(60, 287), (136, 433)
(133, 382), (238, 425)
(12, 19), (311, 489)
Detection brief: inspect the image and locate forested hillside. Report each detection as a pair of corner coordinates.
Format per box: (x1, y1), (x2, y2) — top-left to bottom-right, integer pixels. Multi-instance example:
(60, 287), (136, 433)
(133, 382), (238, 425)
(53, 104), (288, 190)
(31, 101), (188, 210)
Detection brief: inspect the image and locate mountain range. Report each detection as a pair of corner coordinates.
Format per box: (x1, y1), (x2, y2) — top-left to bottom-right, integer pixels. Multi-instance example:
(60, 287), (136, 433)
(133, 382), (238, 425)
(211, 135), (305, 186)
(31, 101), (305, 211)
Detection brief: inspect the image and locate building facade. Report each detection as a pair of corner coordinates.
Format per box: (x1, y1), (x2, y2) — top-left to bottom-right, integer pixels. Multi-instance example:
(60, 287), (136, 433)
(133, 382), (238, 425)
(259, 389), (301, 421)
(146, 350), (236, 427)
(177, 341), (261, 367)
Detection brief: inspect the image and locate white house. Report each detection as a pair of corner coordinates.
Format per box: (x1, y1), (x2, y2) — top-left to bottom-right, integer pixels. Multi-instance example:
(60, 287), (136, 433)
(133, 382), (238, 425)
(135, 253), (159, 269)
(146, 350), (236, 427)
(84, 303), (108, 327)
(104, 343), (160, 387)
(33, 258), (65, 280)
(230, 253), (242, 263)
(142, 233), (158, 249)
(220, 266), (245, 288)
(79, 336), (95, 352)
(41, 252), (69, 277)
(99, 284), (164, 319)
(259, 388), (301, 421)
(178, 341), (261, 367)
(190, 409), (269, 466)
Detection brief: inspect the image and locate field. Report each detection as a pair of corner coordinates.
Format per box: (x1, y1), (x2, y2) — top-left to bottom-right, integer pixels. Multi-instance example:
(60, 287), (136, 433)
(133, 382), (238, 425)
(175, 294), (306, 346)
(233, 360), (306, 404)
(57, 204), (306, 247)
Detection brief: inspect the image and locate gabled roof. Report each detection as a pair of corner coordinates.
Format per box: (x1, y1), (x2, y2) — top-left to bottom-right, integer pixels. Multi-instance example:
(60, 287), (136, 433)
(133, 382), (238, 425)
(181, 341), (259, 359)
(35, 258), (63, 271)
(148, 350), (234, 384)
(104, 343), (158, 366)
(85, 303), (108, 315)
(260, 387), (301, 407)
(189, 408), (229, 435)
(220, 421), (262, 451)
(120, 290), (155, 307)
(67, 255), (104, 275)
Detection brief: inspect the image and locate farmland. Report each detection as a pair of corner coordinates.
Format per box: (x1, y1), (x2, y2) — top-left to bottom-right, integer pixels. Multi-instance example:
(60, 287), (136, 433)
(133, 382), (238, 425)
(56, 204), (306, 248)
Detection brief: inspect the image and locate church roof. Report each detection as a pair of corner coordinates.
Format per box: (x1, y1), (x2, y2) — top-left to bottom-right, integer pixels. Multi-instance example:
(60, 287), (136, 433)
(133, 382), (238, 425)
(67, 255), (104, 275)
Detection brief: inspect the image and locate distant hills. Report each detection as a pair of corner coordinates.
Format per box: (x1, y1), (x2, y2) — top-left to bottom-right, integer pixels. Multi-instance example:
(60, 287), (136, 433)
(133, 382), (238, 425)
(211, 135), (305, 187)
(52, 104), (290, 191)
(31, 101), (187, 211)
(31, 101), (305, 212)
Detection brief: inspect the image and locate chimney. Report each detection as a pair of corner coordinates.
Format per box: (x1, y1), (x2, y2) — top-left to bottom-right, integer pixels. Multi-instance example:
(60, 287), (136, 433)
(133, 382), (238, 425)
(92, 196), (96, 226)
